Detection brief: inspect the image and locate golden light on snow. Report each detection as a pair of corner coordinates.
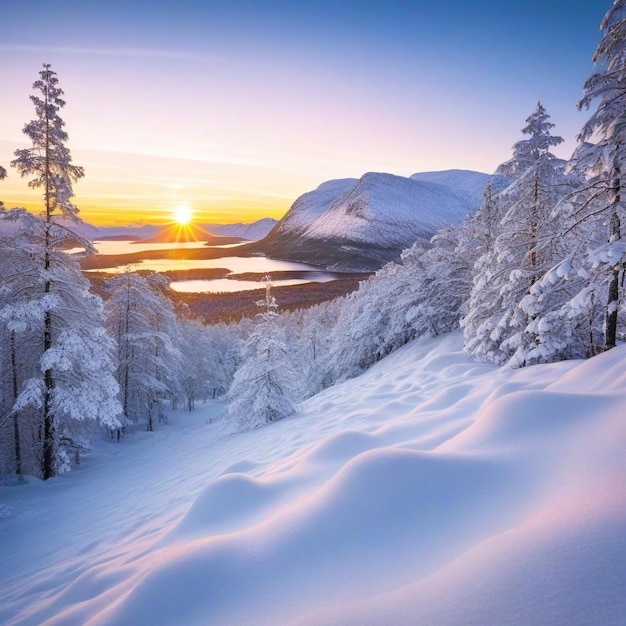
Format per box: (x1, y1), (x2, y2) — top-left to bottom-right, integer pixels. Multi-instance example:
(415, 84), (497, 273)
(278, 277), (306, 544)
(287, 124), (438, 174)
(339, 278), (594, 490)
(173, 204), (193, 225)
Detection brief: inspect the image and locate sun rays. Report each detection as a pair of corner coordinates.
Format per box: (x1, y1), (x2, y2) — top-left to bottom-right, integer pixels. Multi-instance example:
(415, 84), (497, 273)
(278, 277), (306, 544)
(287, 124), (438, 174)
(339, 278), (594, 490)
(173, 204), (193, 225)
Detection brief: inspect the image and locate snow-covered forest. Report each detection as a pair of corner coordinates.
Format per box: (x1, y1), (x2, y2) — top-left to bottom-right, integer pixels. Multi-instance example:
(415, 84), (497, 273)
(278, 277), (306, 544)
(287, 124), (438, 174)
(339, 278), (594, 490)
(1, 3), (625, 624)
(3, 3), (625, 480)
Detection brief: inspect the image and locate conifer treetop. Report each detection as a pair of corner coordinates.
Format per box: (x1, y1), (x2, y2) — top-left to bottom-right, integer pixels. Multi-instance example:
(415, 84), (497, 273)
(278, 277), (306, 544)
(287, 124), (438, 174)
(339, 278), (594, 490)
(577, 0), (626, 142)
(11, 63), (84, 220)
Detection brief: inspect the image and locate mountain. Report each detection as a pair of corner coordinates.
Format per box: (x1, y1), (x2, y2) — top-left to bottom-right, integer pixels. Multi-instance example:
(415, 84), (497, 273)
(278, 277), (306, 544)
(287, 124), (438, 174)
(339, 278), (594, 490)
(249, 170), (497, 271)
(95, 218), (277, 243)
(127, 218), (277, 244)
(204, 217), (278, 240)
(410, 169), (511, 205)
(62, 217), (275, 243)
(92, 224), (161, 240)
(0, 213), (102, 240)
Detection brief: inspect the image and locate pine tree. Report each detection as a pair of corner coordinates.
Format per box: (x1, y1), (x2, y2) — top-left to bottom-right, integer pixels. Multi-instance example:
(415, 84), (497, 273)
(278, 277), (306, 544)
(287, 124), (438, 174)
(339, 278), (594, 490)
(105, 271), (182, 431)
(227, 278), (300, 431)
(573, 0), (626, 351)
(7, 64), (121, 479)
(204, 322), (244, 399)
(496, 102), (564, 179)
(0, 212), (41, 478)
(179, 317), (213, 411)
(463, 104), (570, 364)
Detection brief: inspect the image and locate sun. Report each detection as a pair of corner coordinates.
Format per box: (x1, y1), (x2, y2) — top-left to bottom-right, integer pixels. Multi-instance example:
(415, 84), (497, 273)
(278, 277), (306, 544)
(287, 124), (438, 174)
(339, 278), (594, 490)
(173, 204), (193, 225)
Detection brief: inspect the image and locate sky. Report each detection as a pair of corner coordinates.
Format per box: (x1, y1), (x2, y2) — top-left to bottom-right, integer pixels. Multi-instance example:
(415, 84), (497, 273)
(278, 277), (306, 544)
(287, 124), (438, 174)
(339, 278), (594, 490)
(0, 0), (610, 226)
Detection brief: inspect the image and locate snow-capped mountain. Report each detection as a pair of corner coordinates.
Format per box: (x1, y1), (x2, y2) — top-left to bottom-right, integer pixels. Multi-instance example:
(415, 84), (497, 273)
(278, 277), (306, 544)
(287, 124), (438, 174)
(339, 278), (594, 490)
(204, 217), (278, 241)
(251, 170), (498, 271)
(410, 169), (511, 206)
(0, 213), (102, 240)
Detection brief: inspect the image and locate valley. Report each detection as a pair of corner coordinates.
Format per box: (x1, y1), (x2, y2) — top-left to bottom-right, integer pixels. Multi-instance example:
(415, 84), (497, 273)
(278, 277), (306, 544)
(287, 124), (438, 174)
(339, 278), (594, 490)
(78, 237), (368, 322)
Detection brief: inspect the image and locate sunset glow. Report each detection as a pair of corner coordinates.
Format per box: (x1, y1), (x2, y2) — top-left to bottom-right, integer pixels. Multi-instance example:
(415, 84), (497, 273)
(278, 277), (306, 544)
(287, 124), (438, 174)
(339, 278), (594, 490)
(173, 204), (193, 225)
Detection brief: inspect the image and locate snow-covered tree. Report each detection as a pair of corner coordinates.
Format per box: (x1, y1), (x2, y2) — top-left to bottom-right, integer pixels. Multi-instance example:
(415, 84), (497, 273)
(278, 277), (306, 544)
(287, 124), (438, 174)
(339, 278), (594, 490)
(496, 102), (564, 179)
(463, 104), (570, 364)
(204, 322), (245, 399)
(470, 178), (503, 248)
(6, 64), (120, 479)
(325, 223), (474, 383)
(178, 317), (213, 411)
(411, 225), (475, 335)
(284, 300), (339, 397)
(570, 0), (626, 351)
(227, 278), (300, 431)
(513, 2), (626, 361)
(0, 212), (41, 478)
(105, 271), (182, 431)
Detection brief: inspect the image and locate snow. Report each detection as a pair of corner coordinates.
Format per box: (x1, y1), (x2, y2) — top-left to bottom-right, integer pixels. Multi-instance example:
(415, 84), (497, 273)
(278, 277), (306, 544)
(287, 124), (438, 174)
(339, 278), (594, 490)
(269, 177), (358, 236)
(1, 333), (625, 625)
(410, 168), (511, 206)
(256, 170), (504, 271)
(272, 171), (476, 248)
(302, 172), (473, 245)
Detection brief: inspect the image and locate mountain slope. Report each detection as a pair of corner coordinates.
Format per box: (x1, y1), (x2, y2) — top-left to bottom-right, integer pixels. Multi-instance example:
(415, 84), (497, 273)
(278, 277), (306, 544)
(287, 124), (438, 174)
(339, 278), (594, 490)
(252, 172), (478, 270)
(1, 334), (624, 625)
(410, 168), (511, 205)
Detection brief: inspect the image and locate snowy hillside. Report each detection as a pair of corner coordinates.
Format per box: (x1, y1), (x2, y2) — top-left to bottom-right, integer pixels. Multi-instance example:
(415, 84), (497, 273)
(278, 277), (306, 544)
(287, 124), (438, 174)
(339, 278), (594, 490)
(268, 177), (360, 235)
(1, 333), (624, 625)
(304, 172), (471, 243)
(252, 170), (492, 270)
(410, 168), (511, 205)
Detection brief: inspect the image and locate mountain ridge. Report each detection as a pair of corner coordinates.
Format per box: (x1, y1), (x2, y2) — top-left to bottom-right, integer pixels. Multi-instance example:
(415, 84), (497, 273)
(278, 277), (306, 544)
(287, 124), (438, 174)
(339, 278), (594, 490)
(248, 169), (503, 271)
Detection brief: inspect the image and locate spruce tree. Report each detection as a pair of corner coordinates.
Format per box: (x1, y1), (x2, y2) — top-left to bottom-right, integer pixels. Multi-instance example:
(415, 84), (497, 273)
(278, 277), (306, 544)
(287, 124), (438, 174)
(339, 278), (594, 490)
(227, 278), (300, 430)
(7, 64), (120, 478)
(463, 104), (569, 364)
(105, 271), (182, 431)
(575, 0), (626, 351)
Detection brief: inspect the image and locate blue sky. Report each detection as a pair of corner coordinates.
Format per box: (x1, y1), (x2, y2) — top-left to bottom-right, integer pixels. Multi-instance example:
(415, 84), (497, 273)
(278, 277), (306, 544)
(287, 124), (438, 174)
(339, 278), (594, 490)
(0, 0), (610, 224)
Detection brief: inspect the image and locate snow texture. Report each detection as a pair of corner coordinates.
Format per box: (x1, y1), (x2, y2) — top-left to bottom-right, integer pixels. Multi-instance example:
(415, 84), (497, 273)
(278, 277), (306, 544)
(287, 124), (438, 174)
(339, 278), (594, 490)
(410, 168), (511, 205)
(0, 333), (625, 625)
(302, 172), (471, 243)
(256, 171), (491, 270)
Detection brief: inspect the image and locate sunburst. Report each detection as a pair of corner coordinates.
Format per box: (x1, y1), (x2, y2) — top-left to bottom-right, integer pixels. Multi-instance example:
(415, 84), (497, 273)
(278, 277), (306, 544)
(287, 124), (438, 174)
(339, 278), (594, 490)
(173, 204), (193, 225)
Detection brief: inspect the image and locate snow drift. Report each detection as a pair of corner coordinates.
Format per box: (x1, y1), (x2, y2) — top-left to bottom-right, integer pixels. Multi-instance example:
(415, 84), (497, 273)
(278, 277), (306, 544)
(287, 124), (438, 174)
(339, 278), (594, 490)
(0, 333), (625, 625)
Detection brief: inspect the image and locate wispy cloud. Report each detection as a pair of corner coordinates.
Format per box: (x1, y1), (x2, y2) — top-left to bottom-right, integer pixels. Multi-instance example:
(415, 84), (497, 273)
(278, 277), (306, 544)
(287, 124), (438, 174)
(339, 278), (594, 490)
(0, 44), (216, 63)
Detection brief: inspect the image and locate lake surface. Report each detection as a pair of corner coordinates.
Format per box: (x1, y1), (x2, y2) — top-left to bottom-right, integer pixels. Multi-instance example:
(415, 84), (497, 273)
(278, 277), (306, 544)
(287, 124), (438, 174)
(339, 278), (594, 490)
(84, 240), (346, 293)
(171, 276), (338, 294)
